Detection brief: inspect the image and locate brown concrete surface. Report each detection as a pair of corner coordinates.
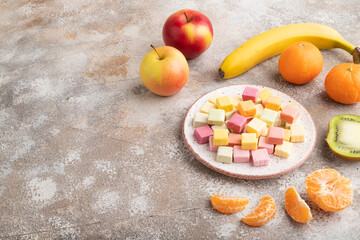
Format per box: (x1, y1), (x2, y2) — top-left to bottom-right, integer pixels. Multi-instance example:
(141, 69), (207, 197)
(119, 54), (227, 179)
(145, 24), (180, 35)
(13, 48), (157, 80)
(1, 0), (360, 239)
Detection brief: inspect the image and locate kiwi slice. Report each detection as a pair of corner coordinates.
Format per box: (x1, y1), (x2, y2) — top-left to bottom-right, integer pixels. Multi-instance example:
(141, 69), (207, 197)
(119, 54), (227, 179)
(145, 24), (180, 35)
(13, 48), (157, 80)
(326, 114), (360, 161)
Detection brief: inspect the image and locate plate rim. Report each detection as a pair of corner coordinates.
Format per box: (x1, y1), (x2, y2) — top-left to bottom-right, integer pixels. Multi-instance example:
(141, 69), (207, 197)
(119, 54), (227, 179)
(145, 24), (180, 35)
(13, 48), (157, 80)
(182, 84), (317, 180)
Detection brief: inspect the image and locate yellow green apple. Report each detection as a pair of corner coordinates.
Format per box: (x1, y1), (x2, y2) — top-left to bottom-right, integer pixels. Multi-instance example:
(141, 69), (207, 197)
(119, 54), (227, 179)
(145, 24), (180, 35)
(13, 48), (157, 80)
(140, 45), (189, 96)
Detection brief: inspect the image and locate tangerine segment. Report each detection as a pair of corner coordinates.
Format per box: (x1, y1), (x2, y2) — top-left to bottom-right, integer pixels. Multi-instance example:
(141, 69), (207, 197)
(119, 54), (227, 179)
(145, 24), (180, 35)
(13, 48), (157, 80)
(211, 194), (249, 213)
(242, 195), (276, 226)
(285, 186), (312, 223)
(211, 194), (249, 214)
(305, 169), (353, 212)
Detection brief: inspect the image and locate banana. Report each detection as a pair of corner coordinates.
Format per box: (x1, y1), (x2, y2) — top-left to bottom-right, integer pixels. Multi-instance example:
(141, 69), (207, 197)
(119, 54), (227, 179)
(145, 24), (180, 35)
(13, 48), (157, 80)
(219, 23), (359, 79)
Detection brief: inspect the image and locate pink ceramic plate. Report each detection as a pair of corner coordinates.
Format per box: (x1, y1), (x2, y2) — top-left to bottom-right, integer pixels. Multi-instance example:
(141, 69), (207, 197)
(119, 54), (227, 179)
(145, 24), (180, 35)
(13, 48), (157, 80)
(182, 85), (317, 180)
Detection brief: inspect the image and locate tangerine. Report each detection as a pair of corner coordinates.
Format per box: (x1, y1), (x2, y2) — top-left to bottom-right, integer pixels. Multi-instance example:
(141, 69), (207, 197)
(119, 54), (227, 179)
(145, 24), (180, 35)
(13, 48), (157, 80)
(305, 169), (353, 212)
(285, 186), (312, 223)
(325, 63), (360, 104)
(278, 41), (323, 84)
(242, 195), (276, 226)
(210, 194), (249, 214)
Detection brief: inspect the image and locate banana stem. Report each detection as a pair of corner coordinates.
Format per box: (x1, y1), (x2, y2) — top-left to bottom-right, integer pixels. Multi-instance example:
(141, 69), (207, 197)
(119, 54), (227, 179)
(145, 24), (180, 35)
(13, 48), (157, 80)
(353, 47), (360, 64)
(219, 68), (225, 79)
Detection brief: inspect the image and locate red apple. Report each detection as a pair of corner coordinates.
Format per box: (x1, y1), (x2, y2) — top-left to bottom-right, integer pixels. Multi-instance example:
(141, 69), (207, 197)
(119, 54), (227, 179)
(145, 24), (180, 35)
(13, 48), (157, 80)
(140, 45), (189, 96)
(162, 9), (213, 59)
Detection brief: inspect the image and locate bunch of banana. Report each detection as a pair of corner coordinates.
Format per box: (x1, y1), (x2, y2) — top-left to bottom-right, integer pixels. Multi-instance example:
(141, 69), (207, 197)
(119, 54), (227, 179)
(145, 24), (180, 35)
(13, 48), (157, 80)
(219, 23), (359, 79)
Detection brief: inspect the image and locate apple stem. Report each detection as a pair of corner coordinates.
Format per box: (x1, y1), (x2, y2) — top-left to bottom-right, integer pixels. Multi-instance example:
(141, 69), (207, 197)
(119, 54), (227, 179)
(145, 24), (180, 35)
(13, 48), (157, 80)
(184, 12), (189, 22)
(150, 44), (162, 60)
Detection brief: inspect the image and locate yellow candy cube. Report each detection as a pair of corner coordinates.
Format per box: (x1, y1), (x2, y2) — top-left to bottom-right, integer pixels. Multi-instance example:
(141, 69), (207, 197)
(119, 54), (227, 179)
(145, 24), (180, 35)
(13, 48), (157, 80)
(254, 104), (264, 118)
(246, 118), (267, 138)
(229, 95), (242, 107)
(290, 125), (305, 142)
(283, 129), (291, 142)
(265, 95), (283, 111)
(258, 88), (273, 102)
(274, 141), (293, 158)
(208, 92), (223, 104)
(216, 96), (234, 112)
(241, 133), (258, 150)
(200, 102), (217, 114)
(213, 129), (229, 146)
(238, 100), (256, 117)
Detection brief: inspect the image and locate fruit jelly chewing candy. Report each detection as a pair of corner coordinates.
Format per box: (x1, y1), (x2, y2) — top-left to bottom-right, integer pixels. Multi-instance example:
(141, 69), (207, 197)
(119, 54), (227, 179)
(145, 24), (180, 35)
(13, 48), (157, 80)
(260, 108), (278, 127)
(258, 88), (273, 102)
(225, 108), (238, 121)
(254, 104), (264, 118)
(245, 116), (253, 123)
(216, 96), (234, 112)
(233, 146), (250, 163)
(251, 149), (270, 167)
(285, 119), (297, 129)
(274, 141), (293, 158)
(211, 123), (228, 131)
(228, 133), (242, 147)
(209, 136), (219, 152)
(242, 87), (259, 103)
(229, 95), (242, 106)
(216, 146), (233, 164)
(227, 113), (247, 133)
(281, 105), (300, 124)
(265, 95), (283, 111)
(193, 112), (209, 128)
(194, 125), (213, 144)
(238, 100), (256, 117)
(213, 129), (229, 146)
(260, 127), (269, 137)
(266, 127), (284, 145)
(274, 111), (284, 127)
(208, 92), (223, 104)
(290, 125), (305, 142)
(258, 136), (274, 154)
(208, 109), (225, 125)
(246, 118), (267, 138)
(241, 133), (258, 150)
(280, 103), (296, 111)
(200, 101), (217, 114)
(283, 129), (291, 142)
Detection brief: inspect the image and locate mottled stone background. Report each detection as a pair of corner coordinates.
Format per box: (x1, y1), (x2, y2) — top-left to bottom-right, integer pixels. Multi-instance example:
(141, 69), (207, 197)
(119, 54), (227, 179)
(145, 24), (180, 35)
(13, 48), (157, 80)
(0, 0), (359, 239)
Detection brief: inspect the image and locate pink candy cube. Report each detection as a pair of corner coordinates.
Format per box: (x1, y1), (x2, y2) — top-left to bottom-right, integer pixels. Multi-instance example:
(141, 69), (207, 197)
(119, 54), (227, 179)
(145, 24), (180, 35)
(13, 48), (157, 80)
(209, 136), (219, 152)
(228, 133), (242, 146)
(242, 87), (259, 103)
(227, 113), (247, 133)
(194, 125), (213, 144)
(281, 105), (300, 124)
(233, 146), (250, 163)
(251, 149), (270, 167)
(266, 127), (284, 145)
(258, 136), (274, 154)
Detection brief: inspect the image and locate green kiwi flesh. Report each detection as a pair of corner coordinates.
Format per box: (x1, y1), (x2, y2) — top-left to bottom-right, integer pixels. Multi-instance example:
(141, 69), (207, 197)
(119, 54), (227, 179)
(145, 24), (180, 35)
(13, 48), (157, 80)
(326, 114), (360, 161)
